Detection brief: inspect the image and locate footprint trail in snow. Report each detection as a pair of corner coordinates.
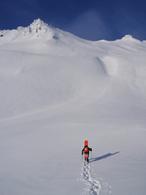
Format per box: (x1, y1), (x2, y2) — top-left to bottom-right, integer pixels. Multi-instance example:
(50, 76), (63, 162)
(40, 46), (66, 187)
(81, 161), (101, 195)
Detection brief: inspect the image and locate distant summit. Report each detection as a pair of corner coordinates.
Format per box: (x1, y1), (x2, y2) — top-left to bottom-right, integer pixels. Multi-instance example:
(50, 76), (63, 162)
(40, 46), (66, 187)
(16, 18), (59, 40)
(29, 19), (50, 33)
(0, 19), (62, 42)
(121, 35), (140, 42)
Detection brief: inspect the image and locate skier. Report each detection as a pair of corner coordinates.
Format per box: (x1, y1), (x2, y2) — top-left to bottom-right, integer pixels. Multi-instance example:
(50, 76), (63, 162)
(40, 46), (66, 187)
(82, 139), (92, 163)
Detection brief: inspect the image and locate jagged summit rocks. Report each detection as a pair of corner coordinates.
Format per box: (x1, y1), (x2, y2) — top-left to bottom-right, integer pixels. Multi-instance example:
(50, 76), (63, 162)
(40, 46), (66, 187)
(28, 19), (50, 33)
(18, 19), (56, 39)
(0, 19), (59, 42)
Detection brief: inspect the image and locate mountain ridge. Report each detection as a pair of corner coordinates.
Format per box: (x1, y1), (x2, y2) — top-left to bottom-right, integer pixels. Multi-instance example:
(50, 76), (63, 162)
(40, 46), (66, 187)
(0, 19), (144, 43)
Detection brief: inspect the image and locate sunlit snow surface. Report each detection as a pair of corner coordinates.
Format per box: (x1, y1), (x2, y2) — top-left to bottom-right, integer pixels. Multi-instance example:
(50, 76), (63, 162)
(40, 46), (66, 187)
(0, 19), (146, 195)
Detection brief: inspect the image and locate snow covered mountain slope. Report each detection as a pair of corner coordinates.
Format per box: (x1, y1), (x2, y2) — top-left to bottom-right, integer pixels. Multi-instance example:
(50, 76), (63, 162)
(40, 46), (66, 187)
(0, 19), (146, 195)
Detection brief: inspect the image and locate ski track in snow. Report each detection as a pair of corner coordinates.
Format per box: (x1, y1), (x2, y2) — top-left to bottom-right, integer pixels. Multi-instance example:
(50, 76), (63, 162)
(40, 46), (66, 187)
(81, 161), (101, 195)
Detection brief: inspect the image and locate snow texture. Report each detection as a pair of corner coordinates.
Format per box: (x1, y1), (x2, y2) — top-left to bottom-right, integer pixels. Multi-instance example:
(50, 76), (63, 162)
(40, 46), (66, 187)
(81, 161), (101, 195)
(0, 19), (146, 195)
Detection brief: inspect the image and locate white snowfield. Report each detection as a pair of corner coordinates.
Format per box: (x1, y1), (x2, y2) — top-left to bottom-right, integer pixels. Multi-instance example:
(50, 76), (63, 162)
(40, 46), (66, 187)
(0, 19), (146, 195)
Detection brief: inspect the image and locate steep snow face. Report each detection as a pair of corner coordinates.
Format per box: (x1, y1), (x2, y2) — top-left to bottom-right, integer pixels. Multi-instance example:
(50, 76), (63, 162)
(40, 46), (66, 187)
(0, 49), (107, 118)
(0, 19), (146, 120)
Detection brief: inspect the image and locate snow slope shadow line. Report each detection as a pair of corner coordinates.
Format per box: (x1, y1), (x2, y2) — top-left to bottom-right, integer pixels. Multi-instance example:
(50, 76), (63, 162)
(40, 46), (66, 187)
(89, 152), (120, 163)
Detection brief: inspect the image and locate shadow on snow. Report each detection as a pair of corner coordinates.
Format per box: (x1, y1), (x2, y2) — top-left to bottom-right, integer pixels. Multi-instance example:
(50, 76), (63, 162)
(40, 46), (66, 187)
(89, 151), (120, 163)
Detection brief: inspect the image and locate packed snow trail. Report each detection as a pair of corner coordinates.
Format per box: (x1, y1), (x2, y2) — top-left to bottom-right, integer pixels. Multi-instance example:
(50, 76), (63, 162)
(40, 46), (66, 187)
(82, 161), (101, 195)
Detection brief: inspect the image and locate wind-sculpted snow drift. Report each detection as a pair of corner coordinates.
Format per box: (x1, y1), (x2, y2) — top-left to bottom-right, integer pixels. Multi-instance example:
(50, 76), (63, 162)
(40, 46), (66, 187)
(0, 19), (146, 195)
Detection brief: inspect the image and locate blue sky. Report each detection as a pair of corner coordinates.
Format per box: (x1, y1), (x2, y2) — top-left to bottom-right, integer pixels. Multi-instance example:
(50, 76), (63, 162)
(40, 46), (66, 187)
(0, 0), (146, 40)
